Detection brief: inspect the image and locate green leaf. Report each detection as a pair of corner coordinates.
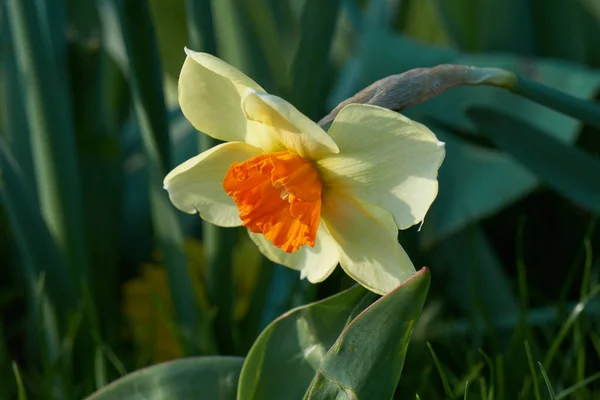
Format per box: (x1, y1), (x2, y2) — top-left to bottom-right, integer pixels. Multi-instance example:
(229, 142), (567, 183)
(428, 225), (518, 321)
(290, 0), (341, 119)
(436, 0), (534, 54)
(556, 371), (600, 400)
(538, 362), (556, 399)
(420, 127), (537, 246)
(398, 0), (455, 47)
(211, 0), (276, 93)
(240, 0), (289, 94)
(0, 3), (36, 197)
(0, 138), (76, 316)
(104, 0), (212, 354)
(148, 0), (190, 82)
(305, 268), (430, 400)
(184, 0), (216, 54)
(86, 356), (244, 400)
(238, 285), (372, 399)
(12, 362), (27, 400)
(532, 0), (597, 65)
(467, 108), (600, 214)
(7, 0), (90, 282)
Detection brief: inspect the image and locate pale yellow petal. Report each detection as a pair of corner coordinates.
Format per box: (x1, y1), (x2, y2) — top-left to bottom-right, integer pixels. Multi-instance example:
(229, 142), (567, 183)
(241, 89), (339, 159)
(248, 223), (340, 283)
(321, 190), (415, 295)
(179, 49), (264, 142)
(318, 104), (445, 230)
(163, 142), (263, 227)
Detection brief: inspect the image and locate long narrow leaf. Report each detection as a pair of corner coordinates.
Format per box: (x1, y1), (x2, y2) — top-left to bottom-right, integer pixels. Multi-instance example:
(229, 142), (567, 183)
(106, 0), (208, 353)
(184, 0), (238, 356)
(0, 139), (76, 315)
(468, 107), (600, 214)
(290, 0), (340, 119)
(184, 0), (216, 54)
(211, 0), (276, 92)
(0, 3), (36, 196)
(6, 0), (89, 281)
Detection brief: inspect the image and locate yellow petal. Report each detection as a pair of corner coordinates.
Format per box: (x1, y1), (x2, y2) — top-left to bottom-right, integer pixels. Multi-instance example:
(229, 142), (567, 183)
(163, 142), (263, 226)
(248, 223), (340, 283)
(321, 191), (415, 295)
(318, 104), (445, 230)
(241, 89), (339, 159)
(179, 49), (264, 142)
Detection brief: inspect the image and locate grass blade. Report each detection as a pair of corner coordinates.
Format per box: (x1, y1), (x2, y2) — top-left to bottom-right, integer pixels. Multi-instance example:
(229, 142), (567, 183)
(537, 362), (556, 399)
(427, 342), (454, 398)
(524, 341), (542, 400)
(544, 285), (600, 370)
(12, 362), (27, 400)
(556, 371), (600, 400)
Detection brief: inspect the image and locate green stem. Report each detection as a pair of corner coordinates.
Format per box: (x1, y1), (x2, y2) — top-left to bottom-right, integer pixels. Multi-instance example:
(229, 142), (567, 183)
(509, 76), (600, 130)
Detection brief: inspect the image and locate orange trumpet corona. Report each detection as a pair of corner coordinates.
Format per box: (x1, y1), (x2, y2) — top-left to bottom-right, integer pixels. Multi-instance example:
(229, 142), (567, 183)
(223, 151), (322, 253)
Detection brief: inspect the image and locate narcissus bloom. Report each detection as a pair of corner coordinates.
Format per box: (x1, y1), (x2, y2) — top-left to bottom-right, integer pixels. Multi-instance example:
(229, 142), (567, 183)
(164, 49), (445, 294)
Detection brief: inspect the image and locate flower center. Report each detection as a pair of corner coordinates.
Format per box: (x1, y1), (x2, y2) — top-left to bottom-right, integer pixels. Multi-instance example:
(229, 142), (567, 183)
(223, 151), (322, 253)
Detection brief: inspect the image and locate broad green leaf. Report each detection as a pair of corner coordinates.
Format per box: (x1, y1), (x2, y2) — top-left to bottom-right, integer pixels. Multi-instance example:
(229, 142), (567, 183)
(467, 108), (600, 215)
(86, 356), (244, 400)
(427, 225), (518, 320)
(305, 268), (430, 399)
(238, 285), (372, 400)
(419, 127), (537, 246)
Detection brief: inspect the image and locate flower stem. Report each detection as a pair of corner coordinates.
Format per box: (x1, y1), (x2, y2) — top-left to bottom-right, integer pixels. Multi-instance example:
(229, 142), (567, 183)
(508, 76), (600, 130)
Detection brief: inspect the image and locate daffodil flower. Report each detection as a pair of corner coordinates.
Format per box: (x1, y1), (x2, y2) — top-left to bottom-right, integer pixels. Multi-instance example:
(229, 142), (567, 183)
(164, 49), (445, 295)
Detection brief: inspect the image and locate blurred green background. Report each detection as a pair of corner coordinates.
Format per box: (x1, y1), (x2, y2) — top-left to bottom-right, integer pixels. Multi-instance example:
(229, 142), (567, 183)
(1, 0), (600, 398)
